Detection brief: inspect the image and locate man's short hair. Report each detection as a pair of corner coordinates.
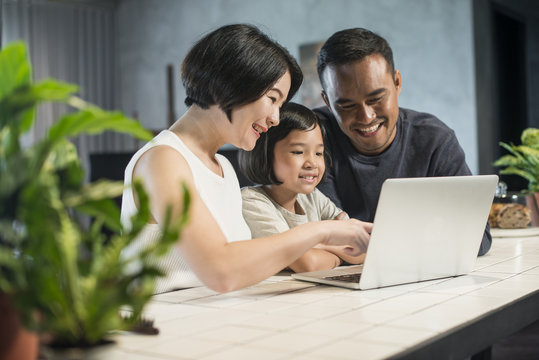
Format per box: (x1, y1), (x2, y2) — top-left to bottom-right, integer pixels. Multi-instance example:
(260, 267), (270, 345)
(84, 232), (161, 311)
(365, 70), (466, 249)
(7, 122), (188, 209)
(181, 24), (303, 121)
(239, 102), (331, 185)
(317, 28), (395, 89)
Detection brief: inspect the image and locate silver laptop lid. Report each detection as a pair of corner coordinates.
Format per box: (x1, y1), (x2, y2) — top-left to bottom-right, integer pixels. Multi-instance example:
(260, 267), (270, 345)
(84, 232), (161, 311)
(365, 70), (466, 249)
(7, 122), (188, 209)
(358, 175), (498, 290)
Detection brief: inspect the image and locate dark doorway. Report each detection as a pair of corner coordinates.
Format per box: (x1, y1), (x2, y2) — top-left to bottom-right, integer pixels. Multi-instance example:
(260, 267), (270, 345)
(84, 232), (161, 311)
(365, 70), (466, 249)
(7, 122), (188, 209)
(492, 7), (528, 191)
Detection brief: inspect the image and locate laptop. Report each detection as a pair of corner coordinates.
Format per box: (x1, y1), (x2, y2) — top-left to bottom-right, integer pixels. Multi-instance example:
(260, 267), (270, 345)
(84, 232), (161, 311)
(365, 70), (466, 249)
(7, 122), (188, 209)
(292, 175), (498, 290)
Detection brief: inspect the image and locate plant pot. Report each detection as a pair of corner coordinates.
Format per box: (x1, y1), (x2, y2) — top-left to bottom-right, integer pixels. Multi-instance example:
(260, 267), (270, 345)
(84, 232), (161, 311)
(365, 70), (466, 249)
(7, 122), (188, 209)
(41, 339), (116, 360)
(0, 293), (39, 360)
(526, 193), (539, 227)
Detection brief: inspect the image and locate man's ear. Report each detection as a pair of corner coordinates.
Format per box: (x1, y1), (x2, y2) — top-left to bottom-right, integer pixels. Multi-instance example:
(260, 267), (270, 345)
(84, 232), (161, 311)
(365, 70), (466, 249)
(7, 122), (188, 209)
(321, 90), (331, 109)
(394, 70), (402, 95)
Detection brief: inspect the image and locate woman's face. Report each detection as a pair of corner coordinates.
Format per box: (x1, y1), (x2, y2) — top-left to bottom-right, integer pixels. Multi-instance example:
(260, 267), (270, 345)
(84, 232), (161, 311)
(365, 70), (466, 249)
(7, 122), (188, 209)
(272, 125), (326, 196)
(230, 71), (291, 151)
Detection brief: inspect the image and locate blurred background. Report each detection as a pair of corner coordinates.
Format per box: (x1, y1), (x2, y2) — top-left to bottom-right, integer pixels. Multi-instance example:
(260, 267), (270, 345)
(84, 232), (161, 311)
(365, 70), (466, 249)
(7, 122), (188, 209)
(2, 0), (539, 189)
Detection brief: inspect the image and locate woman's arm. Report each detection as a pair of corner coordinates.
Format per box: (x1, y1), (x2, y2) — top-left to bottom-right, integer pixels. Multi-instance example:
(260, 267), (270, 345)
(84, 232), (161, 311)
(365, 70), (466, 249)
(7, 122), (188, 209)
(134, 146), (370, 293)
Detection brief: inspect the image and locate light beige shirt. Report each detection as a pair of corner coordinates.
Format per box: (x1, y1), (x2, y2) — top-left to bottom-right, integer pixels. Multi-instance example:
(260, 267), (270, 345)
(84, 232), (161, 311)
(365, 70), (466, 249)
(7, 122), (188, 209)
(241, 186), (347, 238)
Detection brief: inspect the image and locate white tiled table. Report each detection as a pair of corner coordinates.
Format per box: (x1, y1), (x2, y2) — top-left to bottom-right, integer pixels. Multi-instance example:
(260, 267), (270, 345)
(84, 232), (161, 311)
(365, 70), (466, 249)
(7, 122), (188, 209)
(111, 234), (539, 360)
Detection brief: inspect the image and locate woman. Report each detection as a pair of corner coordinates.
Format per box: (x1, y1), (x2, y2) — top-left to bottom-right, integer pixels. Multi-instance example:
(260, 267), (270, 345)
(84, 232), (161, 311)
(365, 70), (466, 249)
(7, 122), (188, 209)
(121, 24), (371, 294)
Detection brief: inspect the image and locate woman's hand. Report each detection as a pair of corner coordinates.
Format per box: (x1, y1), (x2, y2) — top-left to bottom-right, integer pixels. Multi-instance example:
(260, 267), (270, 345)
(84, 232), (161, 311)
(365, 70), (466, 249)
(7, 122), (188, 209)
(320, 219), (372, 256)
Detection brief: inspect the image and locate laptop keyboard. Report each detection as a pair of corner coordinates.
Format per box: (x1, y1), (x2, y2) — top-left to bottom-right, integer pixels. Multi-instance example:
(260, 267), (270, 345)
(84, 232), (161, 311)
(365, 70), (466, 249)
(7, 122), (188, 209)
(323, 272), (362, 283)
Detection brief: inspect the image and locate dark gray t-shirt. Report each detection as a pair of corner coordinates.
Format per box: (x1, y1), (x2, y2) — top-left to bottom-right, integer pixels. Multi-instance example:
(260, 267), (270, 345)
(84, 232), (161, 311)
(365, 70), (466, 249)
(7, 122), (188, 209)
(314, 106), (491, 256)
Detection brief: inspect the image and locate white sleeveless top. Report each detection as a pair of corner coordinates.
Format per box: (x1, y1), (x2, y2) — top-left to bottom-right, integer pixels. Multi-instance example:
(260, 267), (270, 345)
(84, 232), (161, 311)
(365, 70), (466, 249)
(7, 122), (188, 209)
(120, 130), (251, 293)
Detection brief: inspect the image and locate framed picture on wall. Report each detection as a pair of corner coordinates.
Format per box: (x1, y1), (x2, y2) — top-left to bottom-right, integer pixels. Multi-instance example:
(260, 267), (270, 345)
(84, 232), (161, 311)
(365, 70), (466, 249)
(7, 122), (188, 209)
(299, 41), (325, 109)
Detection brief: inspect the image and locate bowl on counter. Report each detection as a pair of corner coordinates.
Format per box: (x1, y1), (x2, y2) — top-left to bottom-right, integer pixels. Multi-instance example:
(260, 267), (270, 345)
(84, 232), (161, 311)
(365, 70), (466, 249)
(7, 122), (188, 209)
(490, 192), (531, 229)
(489, 186), (539, 237)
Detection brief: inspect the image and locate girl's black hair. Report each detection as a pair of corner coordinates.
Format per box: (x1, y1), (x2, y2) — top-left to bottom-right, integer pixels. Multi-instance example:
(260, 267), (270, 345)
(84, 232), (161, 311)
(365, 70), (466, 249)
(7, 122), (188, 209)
(181, 24), (303, 121)
(239, 102), (331, 185)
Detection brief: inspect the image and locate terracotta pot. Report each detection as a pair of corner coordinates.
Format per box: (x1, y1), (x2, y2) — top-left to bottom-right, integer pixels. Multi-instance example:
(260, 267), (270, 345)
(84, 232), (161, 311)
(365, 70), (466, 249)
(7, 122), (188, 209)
(0, 293), (39, 360)
(526, 192), (539, 227)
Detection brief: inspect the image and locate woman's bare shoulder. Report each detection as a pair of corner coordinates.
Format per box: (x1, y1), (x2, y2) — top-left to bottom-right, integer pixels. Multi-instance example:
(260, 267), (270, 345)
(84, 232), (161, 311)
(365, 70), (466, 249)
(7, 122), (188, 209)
(134, 145), (193, 184)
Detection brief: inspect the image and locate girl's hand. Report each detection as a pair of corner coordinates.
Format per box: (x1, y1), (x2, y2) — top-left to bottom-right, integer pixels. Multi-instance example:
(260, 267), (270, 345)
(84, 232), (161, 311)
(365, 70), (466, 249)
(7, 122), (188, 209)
(315, 244), (366, 264)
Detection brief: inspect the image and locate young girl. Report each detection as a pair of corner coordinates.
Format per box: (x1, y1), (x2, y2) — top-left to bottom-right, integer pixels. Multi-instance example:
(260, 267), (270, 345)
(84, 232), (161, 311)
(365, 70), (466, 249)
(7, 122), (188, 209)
(121, 24), (371, 294)
(240, 102), (368, 272)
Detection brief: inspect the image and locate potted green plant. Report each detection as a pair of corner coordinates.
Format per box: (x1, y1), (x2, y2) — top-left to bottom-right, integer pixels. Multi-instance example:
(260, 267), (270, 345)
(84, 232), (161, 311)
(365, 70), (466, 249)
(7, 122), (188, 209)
(493, 127), (539, 226)
(0, 41), (189, 357)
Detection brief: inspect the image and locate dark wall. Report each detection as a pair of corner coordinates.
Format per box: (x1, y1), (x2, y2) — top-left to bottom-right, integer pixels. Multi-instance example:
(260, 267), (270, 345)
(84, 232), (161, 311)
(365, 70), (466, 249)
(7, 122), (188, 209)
(474, 0), (539, 190)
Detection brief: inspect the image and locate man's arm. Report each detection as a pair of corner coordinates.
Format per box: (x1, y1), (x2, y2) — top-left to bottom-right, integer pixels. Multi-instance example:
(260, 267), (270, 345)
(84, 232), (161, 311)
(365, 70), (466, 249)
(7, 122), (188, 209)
(478, 222), (492, 256)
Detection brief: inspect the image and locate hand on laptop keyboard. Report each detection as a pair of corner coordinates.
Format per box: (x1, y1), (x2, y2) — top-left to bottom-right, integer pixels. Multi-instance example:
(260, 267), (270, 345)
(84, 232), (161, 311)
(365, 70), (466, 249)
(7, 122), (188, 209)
(323, 219), (372, 256)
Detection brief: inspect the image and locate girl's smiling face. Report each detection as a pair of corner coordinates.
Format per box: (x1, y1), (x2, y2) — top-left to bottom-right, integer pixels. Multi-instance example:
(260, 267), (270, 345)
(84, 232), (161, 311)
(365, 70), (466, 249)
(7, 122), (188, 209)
(272, 125), (326, 196)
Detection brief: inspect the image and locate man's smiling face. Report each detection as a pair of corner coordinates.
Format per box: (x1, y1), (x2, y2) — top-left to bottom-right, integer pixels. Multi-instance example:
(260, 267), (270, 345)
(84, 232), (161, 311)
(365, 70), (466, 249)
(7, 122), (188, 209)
(321, 54), (402, 156)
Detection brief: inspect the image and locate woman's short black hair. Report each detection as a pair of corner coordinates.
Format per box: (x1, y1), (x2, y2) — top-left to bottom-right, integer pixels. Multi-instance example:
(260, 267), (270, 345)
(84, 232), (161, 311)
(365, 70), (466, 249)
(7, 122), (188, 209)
(181, 24), (303, 121)
(239, 102), (331, 185)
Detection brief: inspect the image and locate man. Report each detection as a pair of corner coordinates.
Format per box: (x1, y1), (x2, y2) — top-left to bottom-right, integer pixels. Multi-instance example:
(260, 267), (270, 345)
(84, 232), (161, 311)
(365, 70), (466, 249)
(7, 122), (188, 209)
(314, 27), (491, 255)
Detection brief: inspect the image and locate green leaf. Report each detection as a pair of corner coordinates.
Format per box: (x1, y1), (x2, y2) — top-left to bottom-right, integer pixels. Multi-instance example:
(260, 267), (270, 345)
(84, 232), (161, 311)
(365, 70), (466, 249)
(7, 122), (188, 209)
(499, 166), (536, 184)
(74, 198), (122, 233)
(493, 154), (520, 167)
(50, 145), (86, 191)
(0, 42), (31, 102)
(55, 211), (86, 334)
(0, 80), (79, 131)
(31, 79), (79, 102)
(515, 145), (539, 167)
(176, 182), (191, 232)
(530, 183), (539, 193)
(498, 142), (523, 160)
(0, 246), (24, 293)
(47, 97), (153, 143)
(521, 128), (539, 149)
(127, 181), (151, 235)
(494, 132), (539, 190)
(496, 142), (531, 169)
(63, 180), (124, 208)
(17, 107), (35, 135)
